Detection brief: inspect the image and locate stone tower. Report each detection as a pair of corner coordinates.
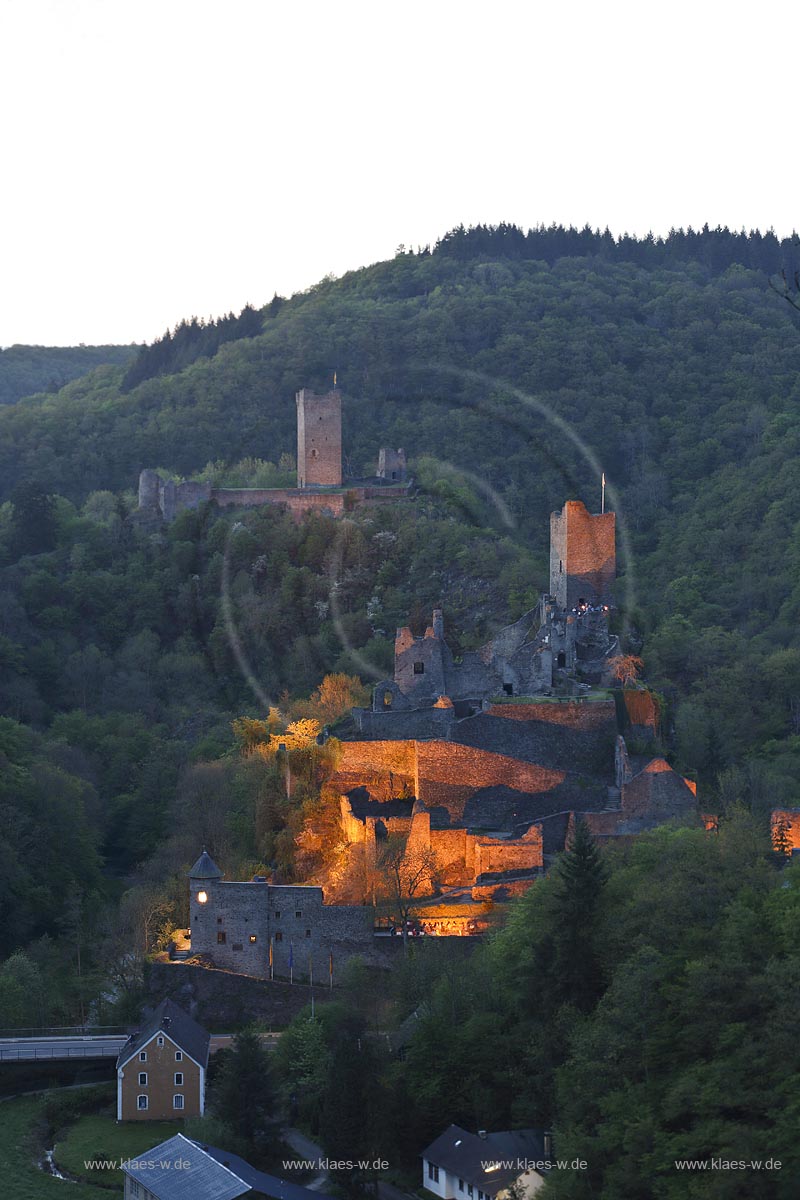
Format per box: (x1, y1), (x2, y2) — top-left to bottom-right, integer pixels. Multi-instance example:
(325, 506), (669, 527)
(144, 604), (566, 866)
(550, 499), (615, 609)
(296, 387), (342, 488)
(188, 848), (223, 958)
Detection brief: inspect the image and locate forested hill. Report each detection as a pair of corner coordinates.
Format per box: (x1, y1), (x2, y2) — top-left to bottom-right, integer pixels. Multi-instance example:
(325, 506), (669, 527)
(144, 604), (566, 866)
(0, 342), (136, 406)
(2, 224), (800, 792)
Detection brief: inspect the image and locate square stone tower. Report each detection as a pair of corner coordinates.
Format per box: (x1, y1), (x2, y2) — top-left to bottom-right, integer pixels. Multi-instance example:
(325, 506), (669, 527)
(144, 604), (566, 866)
(550, 499), (615, 609)
(296, 388), (342, 488)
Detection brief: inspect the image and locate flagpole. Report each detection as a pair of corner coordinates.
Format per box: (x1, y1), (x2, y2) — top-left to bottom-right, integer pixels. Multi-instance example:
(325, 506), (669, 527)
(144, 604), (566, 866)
(310, 955), (315, 1019)
(329, 949), (333, 991)
(269, 937), (273, 982)
(289, 940), (293, 985)
(601, 472), (606, 515)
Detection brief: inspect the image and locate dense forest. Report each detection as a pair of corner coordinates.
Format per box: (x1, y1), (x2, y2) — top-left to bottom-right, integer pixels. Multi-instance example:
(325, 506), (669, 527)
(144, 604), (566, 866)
(0, 342), (135, 406)
(1, 223), (799, 1195)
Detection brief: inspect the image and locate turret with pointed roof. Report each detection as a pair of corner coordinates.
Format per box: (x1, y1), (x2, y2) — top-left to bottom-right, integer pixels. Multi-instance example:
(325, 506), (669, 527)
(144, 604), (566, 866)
(188, 848), (223, 880)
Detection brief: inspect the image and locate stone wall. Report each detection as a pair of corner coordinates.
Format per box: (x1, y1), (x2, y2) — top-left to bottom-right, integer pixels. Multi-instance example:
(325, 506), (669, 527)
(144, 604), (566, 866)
(146, 961), (338, 1028)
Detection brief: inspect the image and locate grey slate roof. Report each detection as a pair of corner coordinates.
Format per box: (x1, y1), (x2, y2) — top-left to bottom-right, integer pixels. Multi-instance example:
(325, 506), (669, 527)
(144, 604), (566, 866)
(123, 1134), (250, 1200)
(117, 998), (211, 1070)
(422, 1125), (548, 1196)
(203, 1143), (336, 1200)
(189, 848), (224, 879)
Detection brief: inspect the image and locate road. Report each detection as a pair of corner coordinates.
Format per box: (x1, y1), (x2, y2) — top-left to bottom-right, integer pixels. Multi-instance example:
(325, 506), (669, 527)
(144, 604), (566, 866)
(0, 1031), (281, 1063)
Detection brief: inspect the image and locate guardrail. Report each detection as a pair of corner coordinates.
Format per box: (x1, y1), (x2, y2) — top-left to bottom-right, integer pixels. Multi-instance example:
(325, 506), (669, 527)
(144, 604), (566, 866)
(0, 1041), (127, 1062)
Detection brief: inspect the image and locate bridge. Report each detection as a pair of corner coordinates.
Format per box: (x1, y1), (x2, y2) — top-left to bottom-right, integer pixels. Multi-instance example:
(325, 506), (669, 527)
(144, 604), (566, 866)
(0, 1030), (280, 1063)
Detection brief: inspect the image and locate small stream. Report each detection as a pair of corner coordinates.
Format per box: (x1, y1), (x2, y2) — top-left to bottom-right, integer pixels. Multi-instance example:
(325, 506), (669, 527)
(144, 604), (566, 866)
(39, 1148), (76, 1182)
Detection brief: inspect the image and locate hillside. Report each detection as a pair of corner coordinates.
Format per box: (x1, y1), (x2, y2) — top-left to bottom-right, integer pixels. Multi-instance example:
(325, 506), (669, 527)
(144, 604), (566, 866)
(0, 342), (136, 406)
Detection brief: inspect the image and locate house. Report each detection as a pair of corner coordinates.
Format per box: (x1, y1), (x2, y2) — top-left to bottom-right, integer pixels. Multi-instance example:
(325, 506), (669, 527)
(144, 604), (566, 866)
(421, 1124), (551, 1200)
(116, 998), (210, 1121)
(123, 1132), (337, 1200)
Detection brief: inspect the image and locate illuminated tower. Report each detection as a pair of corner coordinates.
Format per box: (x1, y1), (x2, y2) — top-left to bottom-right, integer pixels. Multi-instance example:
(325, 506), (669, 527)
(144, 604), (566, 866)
(549, 499), (615, 609)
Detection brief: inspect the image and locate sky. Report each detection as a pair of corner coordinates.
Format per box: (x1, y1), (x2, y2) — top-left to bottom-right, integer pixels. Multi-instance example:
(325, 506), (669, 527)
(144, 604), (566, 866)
(1, 0), (797, 347)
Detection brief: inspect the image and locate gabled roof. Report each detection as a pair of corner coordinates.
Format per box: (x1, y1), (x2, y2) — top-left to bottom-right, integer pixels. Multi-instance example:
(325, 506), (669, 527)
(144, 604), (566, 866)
(203, 1143), (336, 1200)
(123, 1133), (250, 1200)
(117, 998), (210, 1070)
(422, 1125), (548, 1195)
(189, 848), (224, 879)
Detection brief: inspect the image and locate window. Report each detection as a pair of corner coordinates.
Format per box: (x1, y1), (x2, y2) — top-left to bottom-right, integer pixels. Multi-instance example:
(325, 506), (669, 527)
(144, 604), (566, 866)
(275, 931), (283, 942)
(232, 943), (243, 951)
(137, 1095), (148, 1111)
(427, 1163), (439, 1183)
(413, 661), (424, 674)
(174, 1072), (183, 1086)
(249, 934), (257, 944)
(175, 1051), (182, 1061)
(275, 911), (281, 919)
(468, 1187), (473, 1197)
(217, 916), (223, 924)
(305, 929), (311, 938)
(217, 931), (226, 944)
(139, 1051), (147, 1062)
(173, 1094), (185, 1110)
(458, 1181), (464, 1192)
(383, 690), (393, 709)
(138, 1072), (147, 1086)
(295, 910), (302, 918)
(130, 1183), (141, 1198)
(157, 1036), (164, 1047)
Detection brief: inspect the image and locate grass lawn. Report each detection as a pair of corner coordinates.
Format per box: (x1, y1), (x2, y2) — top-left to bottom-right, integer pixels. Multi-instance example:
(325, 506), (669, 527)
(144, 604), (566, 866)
(0, 1097), (100, 1200)
(55, 1114), (183, 1187)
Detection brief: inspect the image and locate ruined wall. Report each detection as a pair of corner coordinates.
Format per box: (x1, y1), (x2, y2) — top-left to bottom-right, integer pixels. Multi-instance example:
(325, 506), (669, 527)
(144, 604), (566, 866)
(488, 699), (617, 729)
(336, 737), (568, 821)
(335, 740), (418, 798)
(212, 488), (347, 519)
(473, 826), (543, 876)
(550, 500), (616, 609)
(377, 448), (406, 480)
(415, 741), (566, 820)
(296, 388), (342, 487)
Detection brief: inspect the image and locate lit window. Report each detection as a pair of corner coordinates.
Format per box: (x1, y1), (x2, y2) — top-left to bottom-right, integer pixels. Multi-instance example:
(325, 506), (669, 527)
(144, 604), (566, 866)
(174, 1094), (184, 1110)
(138, 1072), (147, 1086)
(175, 1051), (182, 1062)
(137, 1095), (148, 1111)
(174, 1072), (183, 1086)
(249, 934), (257, 944)
(197, 890), (208, 904)
(217, 931), (226, 944)
(275, 931), (283, 942)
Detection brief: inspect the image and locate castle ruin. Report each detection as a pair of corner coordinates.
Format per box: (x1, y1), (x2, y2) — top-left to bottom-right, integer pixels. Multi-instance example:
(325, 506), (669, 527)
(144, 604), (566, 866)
(137, 386), (409, 522)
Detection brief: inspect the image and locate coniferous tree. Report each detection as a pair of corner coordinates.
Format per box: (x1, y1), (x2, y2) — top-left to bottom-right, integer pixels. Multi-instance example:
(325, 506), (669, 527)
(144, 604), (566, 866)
(550, 819), (608, 1013)
(212, 1027), (275, 1152)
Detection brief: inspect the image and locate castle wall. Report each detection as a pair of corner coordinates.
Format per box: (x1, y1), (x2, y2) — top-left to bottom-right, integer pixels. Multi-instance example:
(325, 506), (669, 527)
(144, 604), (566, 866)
(550, 500), (616, 609)
(296, 388), (342, 487)
(487, 699), (617, 730)
(212, 488), (348, 519)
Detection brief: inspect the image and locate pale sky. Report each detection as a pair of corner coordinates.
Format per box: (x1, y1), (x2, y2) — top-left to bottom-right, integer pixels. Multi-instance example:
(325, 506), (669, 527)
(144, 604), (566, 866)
(1, 0), (797, 347)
